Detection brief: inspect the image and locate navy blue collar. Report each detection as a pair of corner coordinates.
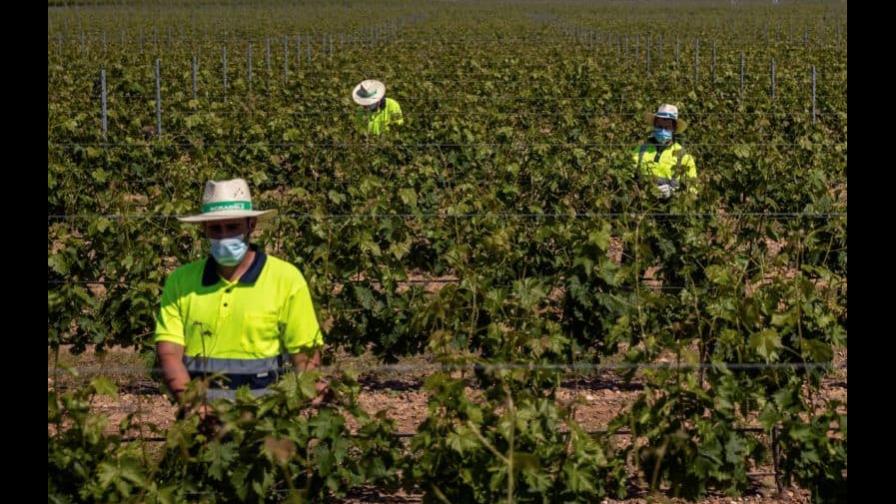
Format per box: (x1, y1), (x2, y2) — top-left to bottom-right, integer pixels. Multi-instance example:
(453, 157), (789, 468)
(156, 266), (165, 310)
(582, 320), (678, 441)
(202, 244), (267, 287)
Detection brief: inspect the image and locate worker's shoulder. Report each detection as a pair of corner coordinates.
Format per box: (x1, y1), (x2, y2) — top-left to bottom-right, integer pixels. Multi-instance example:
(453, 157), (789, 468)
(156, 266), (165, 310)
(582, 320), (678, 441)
(166, 258), (206, 283)
(385, 97), (402, 109)
(264, 254), (308, 284)
(633, 142), (653, 154)
(667, 142), (687, 154)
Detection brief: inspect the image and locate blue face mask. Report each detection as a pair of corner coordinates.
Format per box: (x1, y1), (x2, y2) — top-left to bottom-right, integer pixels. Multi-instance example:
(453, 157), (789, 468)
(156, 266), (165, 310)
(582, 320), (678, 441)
(652, 127), (673, 144)
(210, 234), (249, 267)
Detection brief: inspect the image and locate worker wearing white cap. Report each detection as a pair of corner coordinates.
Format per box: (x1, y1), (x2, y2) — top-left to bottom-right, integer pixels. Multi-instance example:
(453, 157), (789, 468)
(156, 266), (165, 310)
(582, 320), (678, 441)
(632, 104), (698, 198)
(352, 79), (404, 135)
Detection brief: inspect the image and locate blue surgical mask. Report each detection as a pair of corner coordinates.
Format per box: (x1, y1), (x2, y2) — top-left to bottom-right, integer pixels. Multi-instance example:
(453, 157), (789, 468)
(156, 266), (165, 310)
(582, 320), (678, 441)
(210, 234), (248, 266)
(652, 127), (673, 144)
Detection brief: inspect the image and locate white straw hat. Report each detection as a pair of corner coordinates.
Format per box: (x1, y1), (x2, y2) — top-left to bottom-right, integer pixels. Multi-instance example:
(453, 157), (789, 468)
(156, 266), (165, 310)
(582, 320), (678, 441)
(643, 103), (688, 133)
(178, 178), (276, 223)
(352, 79), (386, 106)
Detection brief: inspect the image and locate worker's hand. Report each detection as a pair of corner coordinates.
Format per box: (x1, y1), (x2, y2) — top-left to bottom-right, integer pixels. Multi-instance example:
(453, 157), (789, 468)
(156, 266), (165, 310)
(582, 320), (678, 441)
(657, 183), (674, 198)
(176, 401), (217, 424)
(196, 403), (214, 421)
(190, 403), (222, 437)
(310, 379), (333, 407)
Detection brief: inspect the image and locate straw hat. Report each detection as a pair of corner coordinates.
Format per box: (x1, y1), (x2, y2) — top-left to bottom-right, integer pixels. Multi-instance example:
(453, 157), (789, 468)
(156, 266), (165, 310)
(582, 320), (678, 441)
(177, 178), (276, 223)
(352, 79), (386, 106)
(643, 103), (688, 133)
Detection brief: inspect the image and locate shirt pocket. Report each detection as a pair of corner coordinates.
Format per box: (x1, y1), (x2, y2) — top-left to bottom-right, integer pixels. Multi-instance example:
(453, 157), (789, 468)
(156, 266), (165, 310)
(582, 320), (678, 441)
(242, 311), (281, 356)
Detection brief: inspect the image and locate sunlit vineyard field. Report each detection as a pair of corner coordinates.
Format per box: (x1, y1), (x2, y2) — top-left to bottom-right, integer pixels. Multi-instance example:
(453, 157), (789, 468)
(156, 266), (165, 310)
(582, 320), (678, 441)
(48, 1), (846, 502)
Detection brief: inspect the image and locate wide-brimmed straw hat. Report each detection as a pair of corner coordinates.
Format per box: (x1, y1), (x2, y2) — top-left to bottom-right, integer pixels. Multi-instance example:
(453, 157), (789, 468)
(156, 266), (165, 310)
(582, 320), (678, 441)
(643, 103), (688, 133)
(178, 178), (276, 223)
(352, 79), (386, 106)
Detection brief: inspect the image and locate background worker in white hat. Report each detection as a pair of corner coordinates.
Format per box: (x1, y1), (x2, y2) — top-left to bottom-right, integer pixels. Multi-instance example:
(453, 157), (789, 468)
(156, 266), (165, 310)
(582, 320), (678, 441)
(352, 79), (404, 135)
(632, 104), (698, 198)
(155, 178), (326, 413)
